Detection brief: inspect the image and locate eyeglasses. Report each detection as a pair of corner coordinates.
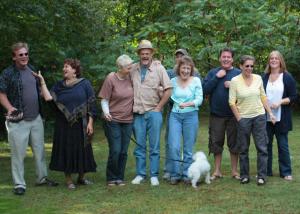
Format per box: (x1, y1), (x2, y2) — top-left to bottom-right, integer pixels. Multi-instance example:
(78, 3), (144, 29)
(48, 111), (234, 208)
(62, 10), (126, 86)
(18, 53), (28, 57)
(245, 65), (254, 68)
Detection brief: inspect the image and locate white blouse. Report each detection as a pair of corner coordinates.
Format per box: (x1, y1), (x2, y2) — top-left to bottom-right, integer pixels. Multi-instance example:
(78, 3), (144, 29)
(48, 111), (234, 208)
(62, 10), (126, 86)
(266, 73), (284, 122)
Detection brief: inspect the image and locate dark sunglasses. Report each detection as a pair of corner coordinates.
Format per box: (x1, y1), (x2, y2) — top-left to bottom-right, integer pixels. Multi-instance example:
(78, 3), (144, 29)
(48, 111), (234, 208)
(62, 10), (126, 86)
(245, 65), (254, 68)
(18, 52), (28, 57)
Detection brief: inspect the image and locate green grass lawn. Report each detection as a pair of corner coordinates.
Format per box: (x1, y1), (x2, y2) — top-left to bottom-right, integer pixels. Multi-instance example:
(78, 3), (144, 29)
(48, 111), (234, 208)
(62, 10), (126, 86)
(0, 112), (300, 214)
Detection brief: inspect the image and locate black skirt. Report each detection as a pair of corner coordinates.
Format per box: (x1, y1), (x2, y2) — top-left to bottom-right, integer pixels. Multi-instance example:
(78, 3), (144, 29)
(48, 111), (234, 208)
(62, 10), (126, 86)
(49, 112), (97, 174)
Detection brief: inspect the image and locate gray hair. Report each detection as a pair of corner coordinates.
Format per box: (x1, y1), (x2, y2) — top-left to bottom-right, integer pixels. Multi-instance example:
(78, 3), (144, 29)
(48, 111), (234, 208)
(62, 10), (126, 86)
(116, 54), (133, 69)
(239, 55), (255, 65)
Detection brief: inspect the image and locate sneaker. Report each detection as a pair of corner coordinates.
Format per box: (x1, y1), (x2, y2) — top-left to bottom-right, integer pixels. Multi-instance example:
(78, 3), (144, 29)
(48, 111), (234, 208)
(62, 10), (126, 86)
(162, 172), (170, 181)
(131, 176), (144, 185)
(150, 177), (159, 186)
(283, 175), (293, 181)
(13, 187), (25, 196)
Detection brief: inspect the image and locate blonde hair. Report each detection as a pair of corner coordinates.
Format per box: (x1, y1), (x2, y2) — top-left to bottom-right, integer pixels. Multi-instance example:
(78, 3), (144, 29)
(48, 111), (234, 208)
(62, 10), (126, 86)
(116, 54), (133, 69)
(264, 50), (287, 73)
(11, 42), (29, 56)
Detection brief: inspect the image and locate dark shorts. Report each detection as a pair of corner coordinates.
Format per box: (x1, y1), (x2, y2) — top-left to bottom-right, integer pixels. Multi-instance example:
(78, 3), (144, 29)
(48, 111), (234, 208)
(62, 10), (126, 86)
(208, 114), (238, 154)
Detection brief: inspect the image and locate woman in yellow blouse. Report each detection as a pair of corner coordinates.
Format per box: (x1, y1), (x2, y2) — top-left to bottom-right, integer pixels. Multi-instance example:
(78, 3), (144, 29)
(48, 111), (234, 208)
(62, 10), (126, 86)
(229, 55), (275, 185)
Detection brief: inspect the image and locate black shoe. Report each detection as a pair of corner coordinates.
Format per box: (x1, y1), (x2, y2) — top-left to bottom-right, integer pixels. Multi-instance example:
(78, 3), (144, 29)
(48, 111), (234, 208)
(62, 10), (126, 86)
(37, 178), (59, 187)
(13, 187), (25, 196)
(183, 179), (191, 185)
(240, 178), (250, 184)
(170, 178), (180, 185)
(257, 178), (265, 186)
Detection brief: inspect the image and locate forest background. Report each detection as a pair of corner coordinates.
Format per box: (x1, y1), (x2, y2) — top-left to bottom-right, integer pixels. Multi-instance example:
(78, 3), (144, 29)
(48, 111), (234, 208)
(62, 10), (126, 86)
(1, 0), (300, 134)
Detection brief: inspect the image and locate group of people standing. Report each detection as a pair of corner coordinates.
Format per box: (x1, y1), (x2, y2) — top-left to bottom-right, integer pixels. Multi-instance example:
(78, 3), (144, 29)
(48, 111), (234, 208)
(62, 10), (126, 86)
(0, 41), (297, 196)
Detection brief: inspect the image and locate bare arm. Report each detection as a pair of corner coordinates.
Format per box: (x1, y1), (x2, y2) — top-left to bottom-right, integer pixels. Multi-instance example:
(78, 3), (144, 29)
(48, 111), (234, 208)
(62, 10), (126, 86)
(262, 97), (276, 124)
(154, 88), (172, 112)
(230, 104), (241, 121)
(86, 116), (94, 136)
(32, 71), (53, 101)
(0, 92), (16, 114)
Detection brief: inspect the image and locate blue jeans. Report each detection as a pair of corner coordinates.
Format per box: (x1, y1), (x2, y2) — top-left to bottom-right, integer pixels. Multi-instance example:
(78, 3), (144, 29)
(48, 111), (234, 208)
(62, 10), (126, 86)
(104, 121), (132, 181)
(168, 111), (199, 180)
(266, 122), (292, 177)
(164, 108), (172, 175)
(133, 111), (163, 178)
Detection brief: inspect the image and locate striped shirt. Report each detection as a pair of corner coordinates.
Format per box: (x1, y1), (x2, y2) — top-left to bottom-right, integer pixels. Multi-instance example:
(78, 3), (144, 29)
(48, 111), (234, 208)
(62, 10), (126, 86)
(229, 74), (266, 118)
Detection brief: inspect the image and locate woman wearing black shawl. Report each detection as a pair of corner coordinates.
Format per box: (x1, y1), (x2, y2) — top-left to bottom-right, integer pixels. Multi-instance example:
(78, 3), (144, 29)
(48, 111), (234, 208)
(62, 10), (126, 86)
(33, 59), (97, 189)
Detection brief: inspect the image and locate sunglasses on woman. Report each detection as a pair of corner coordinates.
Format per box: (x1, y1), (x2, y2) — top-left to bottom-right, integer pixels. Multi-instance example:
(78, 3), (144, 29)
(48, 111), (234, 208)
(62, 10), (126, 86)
(18, 53), (28, 57)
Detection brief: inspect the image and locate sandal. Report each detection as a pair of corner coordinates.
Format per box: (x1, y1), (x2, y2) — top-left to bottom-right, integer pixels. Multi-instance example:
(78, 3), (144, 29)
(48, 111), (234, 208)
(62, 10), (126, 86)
(283, 175), (293, 181)
(210, 174), (223, 181)
(116, 180), (126, 186)
(77, 178), (93, 185)
(232, 174), (241, 180)
(107, 181), (116, 186)
(67, 183), (76, 190)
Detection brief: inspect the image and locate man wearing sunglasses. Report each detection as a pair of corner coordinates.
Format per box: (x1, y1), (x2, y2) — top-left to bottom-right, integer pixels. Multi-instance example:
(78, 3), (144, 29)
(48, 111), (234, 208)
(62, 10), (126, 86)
(0, 42), (58, 196)
(203, 48), (241, 181)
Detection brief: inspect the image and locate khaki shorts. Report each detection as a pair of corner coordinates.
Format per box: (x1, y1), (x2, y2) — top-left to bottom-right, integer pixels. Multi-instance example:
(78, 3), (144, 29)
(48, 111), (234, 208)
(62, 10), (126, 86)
(208, 114), (238, 154)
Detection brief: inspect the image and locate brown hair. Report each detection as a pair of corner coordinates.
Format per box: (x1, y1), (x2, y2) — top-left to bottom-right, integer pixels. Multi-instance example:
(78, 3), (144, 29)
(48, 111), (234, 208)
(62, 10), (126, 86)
(175, 55), (195, 76)
(64, 58), (81, 77)
(219, 47), (234, 58)
(11, 42), (29, 56)
(264, 50), (287, 74)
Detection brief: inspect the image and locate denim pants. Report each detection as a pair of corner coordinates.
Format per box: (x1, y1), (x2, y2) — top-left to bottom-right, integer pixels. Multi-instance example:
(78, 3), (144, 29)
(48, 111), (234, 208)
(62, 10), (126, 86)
(5, 115), (48, 189)
(168, 111), (199, 180)
(133, 111), (162, 178)
(104, 120), (132, 181)
(266, 122), (292, 177)
(238, 114), (268, 180)
(163, 108), (172, 175)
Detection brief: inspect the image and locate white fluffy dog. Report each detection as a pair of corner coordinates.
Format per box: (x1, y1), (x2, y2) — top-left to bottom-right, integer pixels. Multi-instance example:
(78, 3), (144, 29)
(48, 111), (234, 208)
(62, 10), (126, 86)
(187, 151), (211, 188)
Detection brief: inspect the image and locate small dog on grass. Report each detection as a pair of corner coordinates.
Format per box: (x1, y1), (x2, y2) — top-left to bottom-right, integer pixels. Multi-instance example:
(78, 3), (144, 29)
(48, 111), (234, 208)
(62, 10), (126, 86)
(187, 151), (211, 188)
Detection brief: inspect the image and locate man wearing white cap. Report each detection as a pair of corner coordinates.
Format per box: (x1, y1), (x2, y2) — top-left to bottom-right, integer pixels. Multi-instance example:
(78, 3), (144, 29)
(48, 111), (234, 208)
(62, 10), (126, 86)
(131, 40), (172, 186)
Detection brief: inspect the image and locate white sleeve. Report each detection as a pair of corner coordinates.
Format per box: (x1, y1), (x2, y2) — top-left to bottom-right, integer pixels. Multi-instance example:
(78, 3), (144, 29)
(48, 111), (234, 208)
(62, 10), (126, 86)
(101, 99), (110, 115)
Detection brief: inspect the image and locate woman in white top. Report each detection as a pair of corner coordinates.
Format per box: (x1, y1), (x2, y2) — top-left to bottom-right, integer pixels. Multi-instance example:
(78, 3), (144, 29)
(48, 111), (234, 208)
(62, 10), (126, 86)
(262, 51), (297, 181)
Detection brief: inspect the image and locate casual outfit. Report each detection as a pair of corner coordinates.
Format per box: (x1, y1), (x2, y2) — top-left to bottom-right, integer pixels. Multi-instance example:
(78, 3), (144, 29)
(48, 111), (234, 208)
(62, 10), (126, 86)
(99, 72), (134, 183)
(262, 72), (297, 177)
(131, 60), (172, 180)
(203, 67), (240, 155)
(163, 69), (202, 179)
(229, 74), (268, 181)
(0, 64), (48, 190)
(49, 79), (97, 174)
(168, 77), (203, 181)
